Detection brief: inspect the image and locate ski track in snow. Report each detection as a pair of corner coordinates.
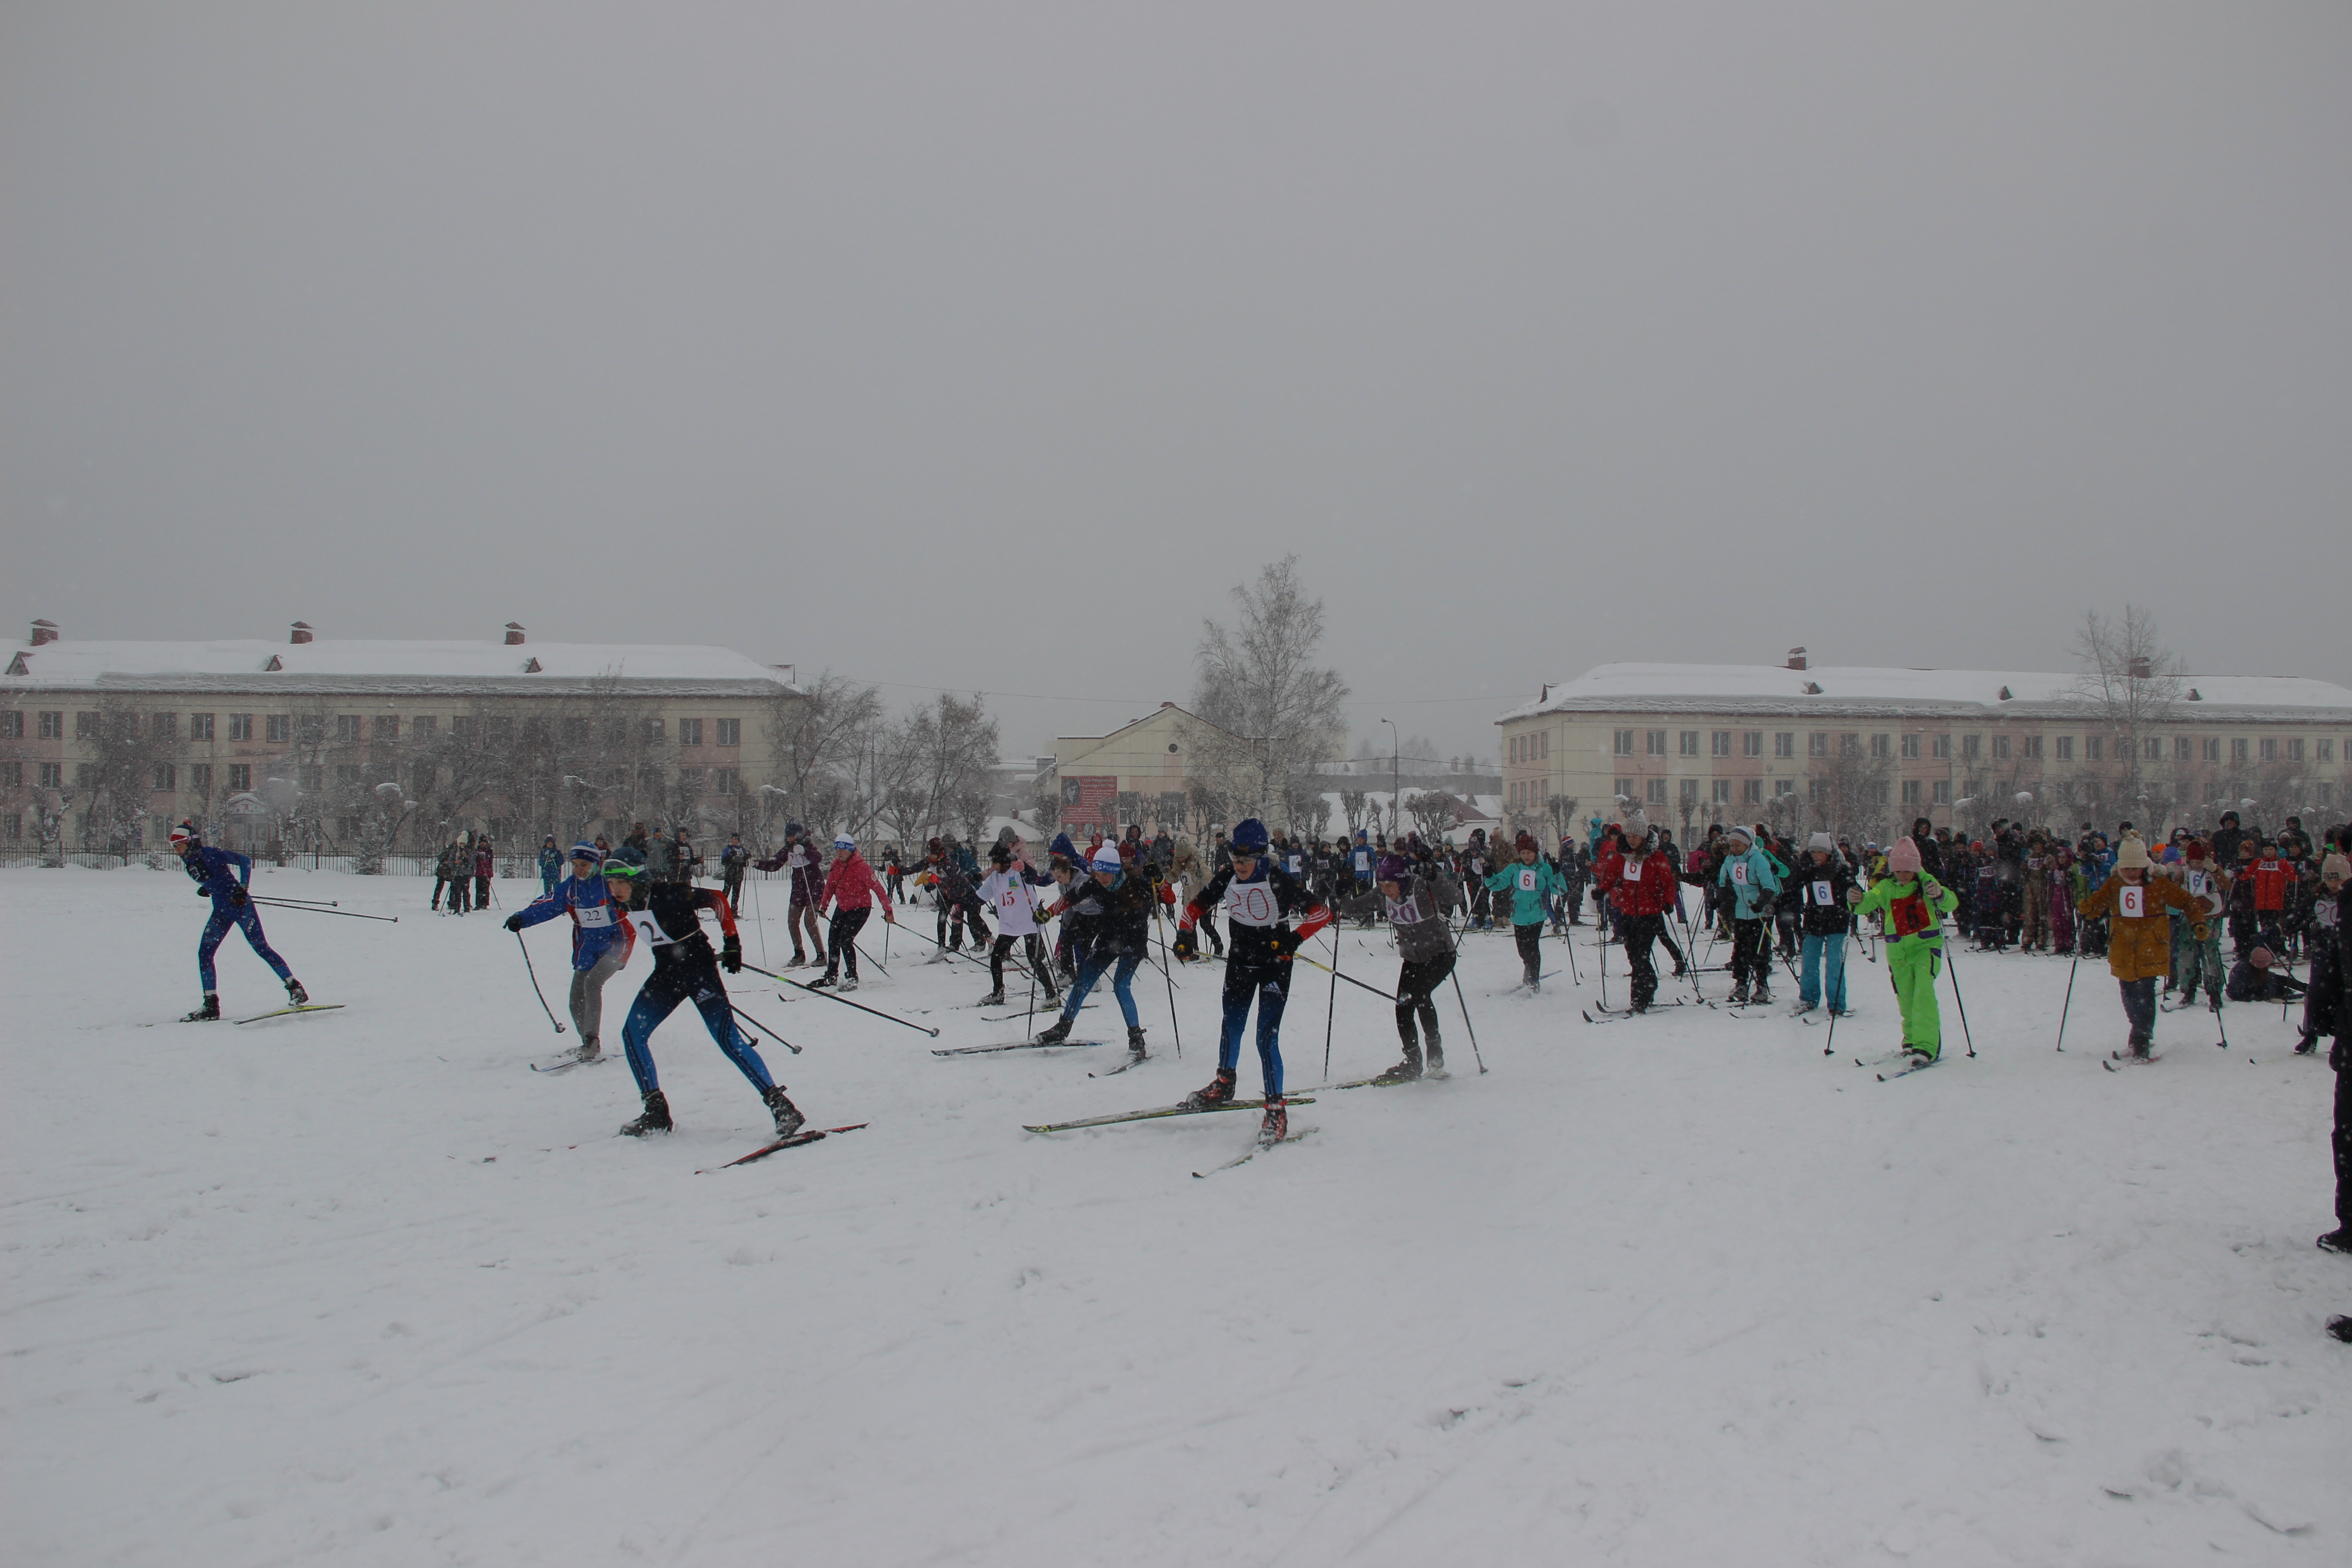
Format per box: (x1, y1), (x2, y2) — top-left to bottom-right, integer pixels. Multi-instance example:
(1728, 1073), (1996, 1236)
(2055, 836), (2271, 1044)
(4, 869), (2347, 1565)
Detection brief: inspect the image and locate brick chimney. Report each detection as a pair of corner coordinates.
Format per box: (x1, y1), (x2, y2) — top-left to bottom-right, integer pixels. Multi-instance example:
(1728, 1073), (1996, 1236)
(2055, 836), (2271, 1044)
(1786, 647), (1807, 671)
(30, 618), (58, 646)
(505, 622), (527, 646)
(289, 621), (314, 645)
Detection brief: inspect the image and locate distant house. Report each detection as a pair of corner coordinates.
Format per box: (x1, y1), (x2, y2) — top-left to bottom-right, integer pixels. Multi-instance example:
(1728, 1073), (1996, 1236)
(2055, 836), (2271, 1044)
(1051, 703), (1250, 836)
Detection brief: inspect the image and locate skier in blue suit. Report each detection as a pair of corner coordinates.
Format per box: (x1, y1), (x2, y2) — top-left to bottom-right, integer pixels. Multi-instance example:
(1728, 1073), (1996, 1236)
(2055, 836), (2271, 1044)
(171, 821), (305, 1021)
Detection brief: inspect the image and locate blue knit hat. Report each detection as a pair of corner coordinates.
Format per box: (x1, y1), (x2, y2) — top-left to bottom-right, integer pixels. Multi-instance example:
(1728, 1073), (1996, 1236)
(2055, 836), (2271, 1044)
(569, 841), (601, 861)
(1230, 818), (1269, 853)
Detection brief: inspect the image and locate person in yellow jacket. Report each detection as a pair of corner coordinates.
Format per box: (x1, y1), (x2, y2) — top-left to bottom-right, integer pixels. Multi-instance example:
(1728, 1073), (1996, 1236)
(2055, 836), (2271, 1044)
(2078, 833), (2209, 1061)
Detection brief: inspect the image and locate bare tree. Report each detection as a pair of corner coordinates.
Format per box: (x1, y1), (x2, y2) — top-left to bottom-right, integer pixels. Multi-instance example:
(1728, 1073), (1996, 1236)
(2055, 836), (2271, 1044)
(1191, 556), (1350, 819)
(897, 693), (1000, 842)
(2070, 604), (2184, 806)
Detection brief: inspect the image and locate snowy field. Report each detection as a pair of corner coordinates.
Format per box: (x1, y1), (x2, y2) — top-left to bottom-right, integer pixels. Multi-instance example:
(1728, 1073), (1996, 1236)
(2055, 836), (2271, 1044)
(5, 865), (2347, 1566)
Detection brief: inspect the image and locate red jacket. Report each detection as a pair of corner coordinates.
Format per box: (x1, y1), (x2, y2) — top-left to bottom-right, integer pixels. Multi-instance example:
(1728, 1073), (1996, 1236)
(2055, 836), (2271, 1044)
(2250, 858), (2288, 912)
(1595, 846), (1681, 916)
(820, 852), (893, 914)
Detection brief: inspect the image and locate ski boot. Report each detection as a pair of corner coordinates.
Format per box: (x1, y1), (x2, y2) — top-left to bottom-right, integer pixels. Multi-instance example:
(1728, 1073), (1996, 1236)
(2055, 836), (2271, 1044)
(285, 978), (309, 1007)
(620, 1090), (673, 1137)
(1125, 1025), (1149, 1065)
(576, 1035), (602, 1064)
(2329, 1315), (2352, 1343)
(979, 988), (1006, 1008)
(1181, 1068), (1237, 1112)
(786, 951), (808, 970)
(2294, 1032), (2318, 1056)
(1033, 1014), (1075, 1047)
(838, 976), (860, 993)
(1425, 1041), (1446, 1077)
(182, 993), (220, 1022)
(1729, 980), (1751, 1005)
(2316, 1228), (2352, 1256)
(1257, 1096), (1289, 1147)
(763, 1085), (805, 1141)
(809, 973), (837, 990)
(1750, 980), (1771, 1005)
(1372, 1048), (1423, 1084)
(1524, 973), (1541, 995)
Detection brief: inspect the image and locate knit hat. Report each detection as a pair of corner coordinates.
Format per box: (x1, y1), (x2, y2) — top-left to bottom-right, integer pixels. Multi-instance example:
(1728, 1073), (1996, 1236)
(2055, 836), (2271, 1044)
(926, 836), (943, 854)
(987, 843), (1010, 865)
(1888, 837), (1922, 875)
(2184, 840), (2206, 862)
(1620, 809), (1648, 839)
(2116, 837), (2151, 870)
(1375, 854), (1409, 883)
(569, 842), (601, 861)
(1514, 831), (1536, 852)
(785, 820), (805, 837)
(1726, 825), (1753, 846)
(1230, 818), (1269, 853)
(1091, 845), (1122, 873)
(833, 834), (856, 851)
(1807, 832), (1834, 853)
(168, 822), (197, 848)
(2249, 947), (2274, 969)
(1051, 832), (1077, 862)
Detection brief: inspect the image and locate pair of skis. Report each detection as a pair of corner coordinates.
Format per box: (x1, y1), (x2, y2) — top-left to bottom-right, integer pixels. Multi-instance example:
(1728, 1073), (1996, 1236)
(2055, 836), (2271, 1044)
(233, 1002), (344, 1026)
(697, 1123), (871, 1171)
(1579, 1000), (1689, 1024)
(933, 1039), (1105, 1057)
(1852, 1048), (1937, 1080)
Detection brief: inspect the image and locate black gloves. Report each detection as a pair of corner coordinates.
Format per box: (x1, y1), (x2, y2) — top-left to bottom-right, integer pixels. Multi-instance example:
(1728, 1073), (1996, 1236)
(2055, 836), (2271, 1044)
(505, 914), (525, 932)
(229, 886), (249, 907)
(1172, 928), (1197, 962)
(721, 934), (743, 973)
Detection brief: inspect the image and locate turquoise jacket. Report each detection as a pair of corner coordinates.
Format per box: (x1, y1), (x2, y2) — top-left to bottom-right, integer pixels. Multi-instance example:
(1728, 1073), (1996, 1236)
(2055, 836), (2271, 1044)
(1715, 845), (1785, 920)
(1485, 858), (1567, 926)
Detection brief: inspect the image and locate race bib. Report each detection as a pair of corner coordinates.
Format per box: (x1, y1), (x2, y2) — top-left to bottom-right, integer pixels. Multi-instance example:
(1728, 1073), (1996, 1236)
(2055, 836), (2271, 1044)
(1388, 894), (1424, 926)
(2118, 885), (2145, 920)
(1517, 868), (1537, 892)
(577, 904), (613, 929)
(1353, 851), (1370, 872)
(998, 890), (1022, 912)
(1731, 863), (1749, 886)
(1228, 883), (1280, 927)
(1812, 880), (1834, 906)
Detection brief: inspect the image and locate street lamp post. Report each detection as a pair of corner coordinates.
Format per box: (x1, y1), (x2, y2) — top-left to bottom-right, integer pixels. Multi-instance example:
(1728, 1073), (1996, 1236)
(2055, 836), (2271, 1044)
(1380, 718), (1399, 842)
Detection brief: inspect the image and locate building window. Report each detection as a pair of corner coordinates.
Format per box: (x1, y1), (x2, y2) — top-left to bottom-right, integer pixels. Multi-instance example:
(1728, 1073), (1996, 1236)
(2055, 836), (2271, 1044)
(2319, 783), (2335, 807)
(227, 764), (252, 792)
(1901, 779), (1921, 804)
(1900, 734), (1919, 760)
(1539, 731), (1548, 760)
(1711, 779), (1731, 804)
(334, 715), (361, 742)
(184, 712), (212, 741)
(336, 816), (361, 839)
(1775, 732), (1794, 758)
(2320, 739), (2336, 763)
(39, 710), (64, 739)
(1809, 779), (1829, 807)
(225, 714), (251, 741)
(1930, 734), (1950, 760)
(413, 716), (436, 740)
(1743, 779), (1762, 804)
(2288, 738), (2305, 762)
(0, 760), (15, 787)
(296, 715), (322, 744)
(188, 764), (211, 794)
(3, 813), (16, 842)
(0, 712), (17, 740)
(2259, 738), (2277, 762)
(2085, 736), (2102, 761)
(1992, 735), (2010, 761)
(1614, 730), (1634, 756)
(1678, 730), (1699, 756)
(1680, 779), (1700, 806)
(413, 763), (436, 794)
(1841, 734), (1860, 758)
(372, 715), (398, 740)
(1613, 777), (1632, 800)
(2055, 737), (2073, 761)
(2023, 735), (2043, 760)
(1808, 733), (1828, 758)
(678, 766), (705, 794)
(74, 763), (93, 788)
(714, 717), (738, 746)
(679, 718), (705, 748)
(1646, 779), (1666, 805)
(2167, 736), (2184, 761)
(76, 710), (100, 739)
(1710, 731), (1731, 757)
(1743, 731), (1762, 757)
(1932, 780), (1951, 804)
(2231, 737), (2248, 764)
(2203, 737), (2220, 762)
(146, 712), (173, 740)
(712, 768), (739, 795)
(645, 719), (666, 744)
(2141, 736), (2159, 762)
(299, 765), (324, 792)
(39, 762), (64, 789)
(1871, 734), (1891, 759)
(486, 716), (514, 745)
(451, 716), (478, 741)
(1961, 734), (1980, 761)
(265, 714), (291, 743)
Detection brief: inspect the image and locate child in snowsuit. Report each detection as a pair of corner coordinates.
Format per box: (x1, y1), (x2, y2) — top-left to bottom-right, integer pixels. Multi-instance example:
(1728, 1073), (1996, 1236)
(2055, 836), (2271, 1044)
(1848, 837), (1959, 1061)
(1793, 832), (1855, 1014)
(1485, 832), (1566, 992)
(2076, 834), (2206, 1060)
(1715, 825), (1784, 1004)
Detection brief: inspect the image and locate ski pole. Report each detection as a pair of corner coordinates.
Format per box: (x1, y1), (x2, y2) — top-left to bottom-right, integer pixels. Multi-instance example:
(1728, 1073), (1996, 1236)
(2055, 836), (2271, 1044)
(1153, 904), (1181, 1058)
(727, 1003), (803, 1055)
(1292, 951), (1400, 1002)
(1446, 968), (1488, 1074)
(2212, 993), (2230, 1051)
(256, 894), (340, 906)
(1941, 945), (1976, 1058)
(855, 940), (891, 979)
(2054, 950), (2079, 1052)
(250, 897), (398, 922)
(514, 931), (567, 1034)
(1322, 928), (1342, 1078)
(740, 960), (941, 1037)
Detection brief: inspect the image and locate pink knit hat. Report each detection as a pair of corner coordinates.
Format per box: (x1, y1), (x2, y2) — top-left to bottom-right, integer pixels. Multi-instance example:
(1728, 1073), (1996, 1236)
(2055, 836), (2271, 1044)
(1888, 837), (1922, 875)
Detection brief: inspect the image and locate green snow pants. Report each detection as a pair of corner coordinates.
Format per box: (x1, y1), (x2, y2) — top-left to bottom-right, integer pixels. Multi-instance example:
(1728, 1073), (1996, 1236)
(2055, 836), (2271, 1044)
(1887, 936), (1944, 1058)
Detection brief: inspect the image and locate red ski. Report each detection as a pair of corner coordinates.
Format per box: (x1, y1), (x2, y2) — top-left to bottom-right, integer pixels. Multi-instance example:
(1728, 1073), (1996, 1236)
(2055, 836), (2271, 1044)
(697, 1123), (869, 1172)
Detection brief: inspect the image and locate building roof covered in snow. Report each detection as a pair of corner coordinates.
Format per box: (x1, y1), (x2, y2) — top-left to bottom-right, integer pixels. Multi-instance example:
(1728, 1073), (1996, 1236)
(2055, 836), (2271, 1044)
(4, 632), (799, 700)
(1494, 663), (2352, 726)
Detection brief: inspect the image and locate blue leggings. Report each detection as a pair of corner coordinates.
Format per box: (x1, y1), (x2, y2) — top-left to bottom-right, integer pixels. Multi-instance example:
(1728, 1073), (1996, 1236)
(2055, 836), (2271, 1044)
(1062, 948), (1142, 1029)
(199, 902), (292, 992)
(1217, 965), (1292, 1098)
(619, 972), (774, 1098)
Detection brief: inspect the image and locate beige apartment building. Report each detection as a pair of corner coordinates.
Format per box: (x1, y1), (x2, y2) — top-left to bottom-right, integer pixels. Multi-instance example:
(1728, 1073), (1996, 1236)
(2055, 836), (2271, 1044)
(1, 619), (801, 856)
(1495, 656), (2352, 845)
(1052, 703), (1235, 836)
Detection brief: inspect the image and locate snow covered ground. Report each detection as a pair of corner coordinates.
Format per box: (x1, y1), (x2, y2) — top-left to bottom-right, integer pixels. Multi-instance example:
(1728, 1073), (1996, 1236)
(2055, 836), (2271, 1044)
(5, 866), (2347, 1566)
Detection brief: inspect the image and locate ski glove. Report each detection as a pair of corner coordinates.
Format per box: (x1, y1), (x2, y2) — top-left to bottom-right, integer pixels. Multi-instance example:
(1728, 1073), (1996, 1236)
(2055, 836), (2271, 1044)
(720, 935), (744, 973)
(1171, 928), (1198, 962)
(504, 914), (525, 932)
(229, 886), (249, 907)
(2191, 921), (2210, 943)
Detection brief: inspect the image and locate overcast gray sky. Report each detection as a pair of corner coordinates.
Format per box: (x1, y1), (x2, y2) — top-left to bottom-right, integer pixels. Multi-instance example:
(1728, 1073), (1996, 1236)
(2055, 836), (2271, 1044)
(6, 3), (2346, 760)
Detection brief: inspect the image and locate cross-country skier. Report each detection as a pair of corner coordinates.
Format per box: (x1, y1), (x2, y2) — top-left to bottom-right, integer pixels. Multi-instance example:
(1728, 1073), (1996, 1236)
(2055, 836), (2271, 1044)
(1486, 832), (1565, 991)
(754, 822), (828, 968)
(595, 860), (804, 1140)
(1037, 843), (1160, 1063)
(1715, 824), (1784, 1004)
(171, 822), (307, 1020)
(2077, 833), (2207, 1061)
(719, 833), (750, 907)
(1333, 852), (1462, 1080)
(1592, 811), (1680, 1013)
(506, 842), (634, 1064)
(1847, 837), (1960, 1064)
(1170, 818), (1333, 1144)
(1793, 833), (1857, 1014)
(977, 842), (1058, 1009)
(811, 834), (894, 991)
